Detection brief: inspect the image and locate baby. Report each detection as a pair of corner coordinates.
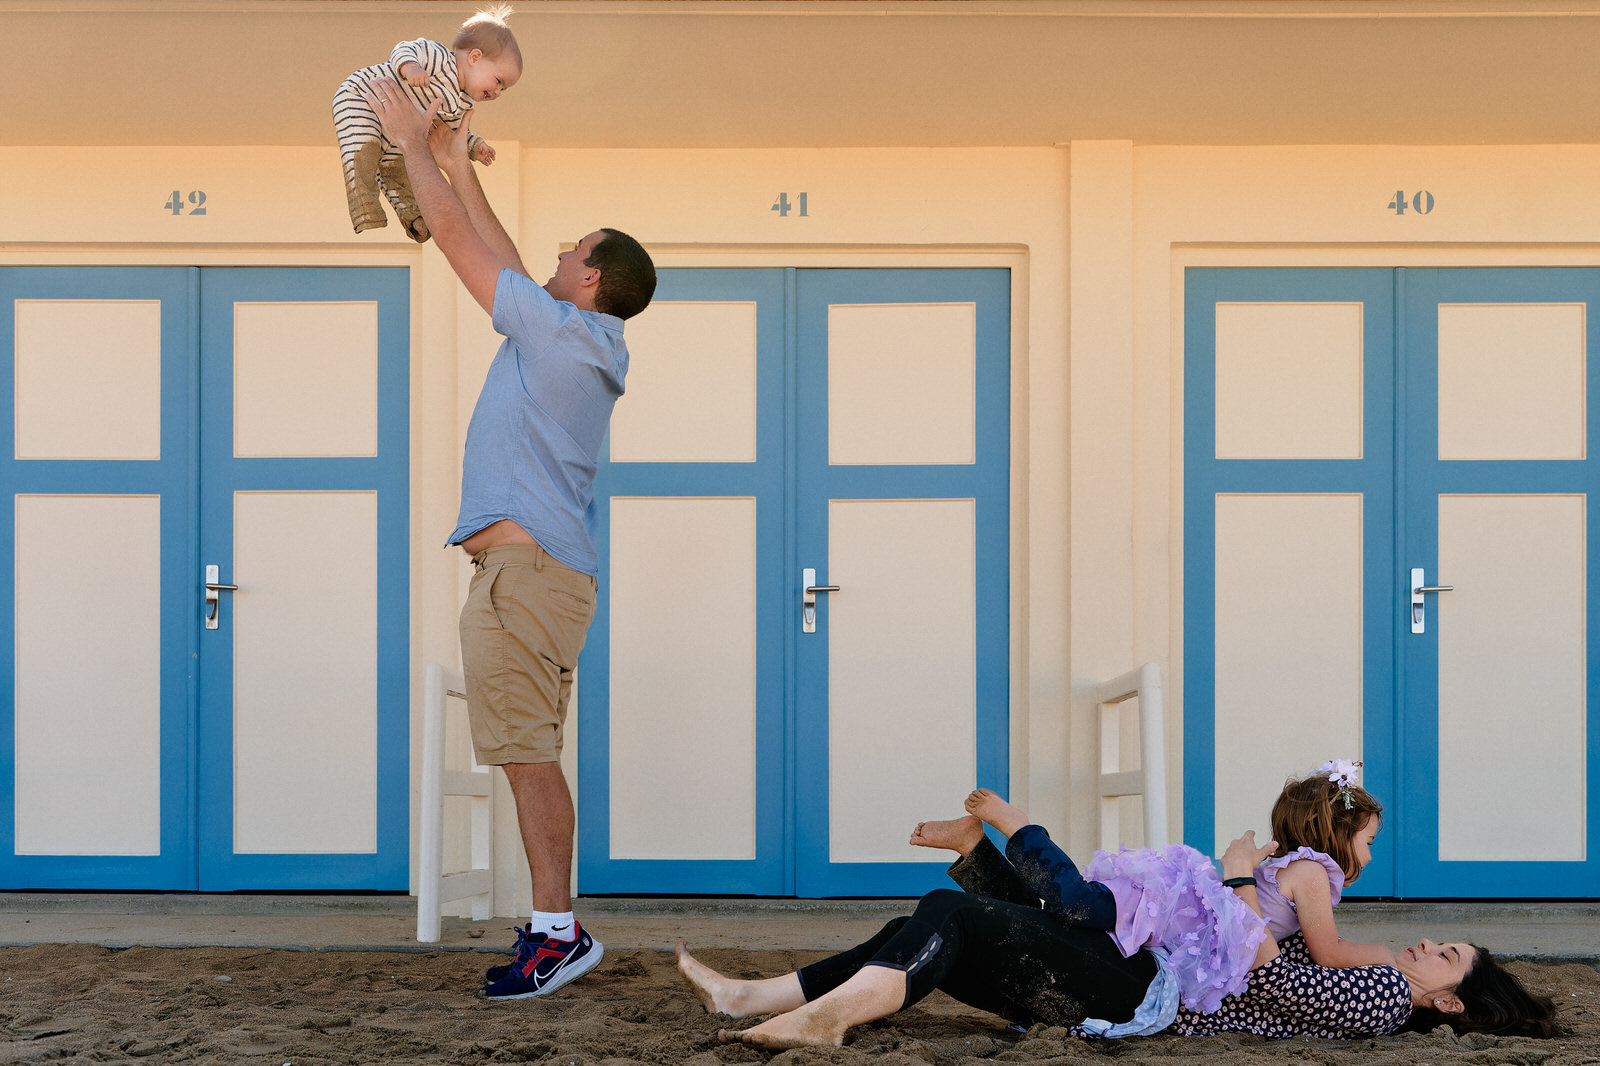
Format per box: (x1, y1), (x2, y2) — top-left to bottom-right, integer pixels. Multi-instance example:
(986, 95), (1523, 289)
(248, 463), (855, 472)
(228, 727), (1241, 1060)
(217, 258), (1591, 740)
(333, 6), (522, 242)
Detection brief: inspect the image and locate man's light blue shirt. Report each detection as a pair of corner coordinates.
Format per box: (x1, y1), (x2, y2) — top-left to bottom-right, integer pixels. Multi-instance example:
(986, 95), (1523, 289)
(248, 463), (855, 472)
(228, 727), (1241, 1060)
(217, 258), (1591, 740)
(446, 269), (628, 576)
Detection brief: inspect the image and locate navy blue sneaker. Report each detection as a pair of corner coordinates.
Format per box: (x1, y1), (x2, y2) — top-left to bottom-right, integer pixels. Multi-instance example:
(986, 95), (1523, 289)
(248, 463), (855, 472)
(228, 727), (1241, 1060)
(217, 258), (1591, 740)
(481, 922), (603, 999)
(485, 924), (538, 983)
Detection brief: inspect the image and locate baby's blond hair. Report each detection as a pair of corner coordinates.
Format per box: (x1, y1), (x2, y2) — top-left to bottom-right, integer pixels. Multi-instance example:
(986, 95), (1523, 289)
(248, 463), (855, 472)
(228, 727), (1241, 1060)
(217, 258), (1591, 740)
(454, 5), (522, 70)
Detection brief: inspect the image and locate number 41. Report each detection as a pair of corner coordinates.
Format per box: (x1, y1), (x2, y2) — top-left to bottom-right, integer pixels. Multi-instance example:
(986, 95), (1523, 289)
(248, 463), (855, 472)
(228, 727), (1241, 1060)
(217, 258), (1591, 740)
(772, 192), (808, 218)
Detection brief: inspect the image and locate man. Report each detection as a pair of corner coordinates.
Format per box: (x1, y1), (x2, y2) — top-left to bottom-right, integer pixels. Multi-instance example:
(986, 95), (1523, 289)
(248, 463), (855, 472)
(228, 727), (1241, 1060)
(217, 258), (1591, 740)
(364, 78), (656, 1000)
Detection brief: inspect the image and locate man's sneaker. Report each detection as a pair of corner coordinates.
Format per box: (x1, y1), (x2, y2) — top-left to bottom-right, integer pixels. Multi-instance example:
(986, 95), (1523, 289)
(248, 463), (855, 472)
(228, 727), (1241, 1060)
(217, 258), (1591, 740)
(481, 922), (603, 1000)
(484, 924), (538, 983)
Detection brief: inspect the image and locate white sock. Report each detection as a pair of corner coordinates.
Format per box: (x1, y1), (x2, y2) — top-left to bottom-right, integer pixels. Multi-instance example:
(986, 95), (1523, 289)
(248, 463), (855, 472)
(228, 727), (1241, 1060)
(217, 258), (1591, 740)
(530, 909), (576, 941)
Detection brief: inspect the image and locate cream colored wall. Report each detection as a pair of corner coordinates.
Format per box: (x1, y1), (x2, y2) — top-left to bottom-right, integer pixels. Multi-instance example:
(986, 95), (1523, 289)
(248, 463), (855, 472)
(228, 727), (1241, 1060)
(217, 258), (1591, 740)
(1102, 143), (1600, 852)
(1066, 142), (1136, 857)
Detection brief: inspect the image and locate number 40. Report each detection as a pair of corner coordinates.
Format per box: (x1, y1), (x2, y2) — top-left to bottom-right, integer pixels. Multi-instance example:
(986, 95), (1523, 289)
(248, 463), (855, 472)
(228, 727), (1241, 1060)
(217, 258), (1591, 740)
(1388, 190), (1433, 216)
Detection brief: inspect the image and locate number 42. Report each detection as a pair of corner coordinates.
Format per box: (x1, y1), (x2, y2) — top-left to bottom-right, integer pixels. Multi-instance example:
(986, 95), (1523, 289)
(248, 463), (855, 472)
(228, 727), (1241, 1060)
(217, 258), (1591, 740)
(165, 190), (207, 216)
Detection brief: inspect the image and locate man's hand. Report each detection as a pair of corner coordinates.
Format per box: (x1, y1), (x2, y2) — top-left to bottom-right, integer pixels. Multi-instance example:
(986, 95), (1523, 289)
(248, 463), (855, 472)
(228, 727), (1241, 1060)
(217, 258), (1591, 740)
(359, 76), (440, 154)
(429, 109), (475, 175)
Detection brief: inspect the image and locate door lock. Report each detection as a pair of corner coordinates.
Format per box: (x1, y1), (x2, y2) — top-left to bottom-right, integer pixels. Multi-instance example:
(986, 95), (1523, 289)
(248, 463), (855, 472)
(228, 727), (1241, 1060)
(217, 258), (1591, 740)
(802, 567), (839, 634)
(204, 564), (239, 630)
(1409, 567), (1453, 634)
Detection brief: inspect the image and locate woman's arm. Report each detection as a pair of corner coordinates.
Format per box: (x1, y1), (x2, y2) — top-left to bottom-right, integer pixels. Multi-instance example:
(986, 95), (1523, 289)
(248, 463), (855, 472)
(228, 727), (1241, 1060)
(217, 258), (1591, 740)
(1219, 831), (1279, 969)
(1278, 860), (1397, 969)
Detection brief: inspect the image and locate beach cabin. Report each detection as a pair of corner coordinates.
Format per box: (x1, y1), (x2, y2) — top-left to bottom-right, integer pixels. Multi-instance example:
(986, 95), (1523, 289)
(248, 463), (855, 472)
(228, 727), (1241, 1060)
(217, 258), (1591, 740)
(3, 0), (1596, 912)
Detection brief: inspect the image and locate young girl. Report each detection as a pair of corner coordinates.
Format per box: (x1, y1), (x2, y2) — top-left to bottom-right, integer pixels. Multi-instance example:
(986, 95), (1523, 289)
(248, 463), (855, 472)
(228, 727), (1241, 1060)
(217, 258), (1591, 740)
(934, 787), (1269, 1014)
(1252, 759), (1394, 968)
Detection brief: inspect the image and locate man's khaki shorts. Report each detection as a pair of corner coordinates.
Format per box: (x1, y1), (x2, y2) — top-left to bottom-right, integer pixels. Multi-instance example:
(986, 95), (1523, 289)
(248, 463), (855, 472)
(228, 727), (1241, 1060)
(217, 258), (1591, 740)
(459, 542), (597, 765)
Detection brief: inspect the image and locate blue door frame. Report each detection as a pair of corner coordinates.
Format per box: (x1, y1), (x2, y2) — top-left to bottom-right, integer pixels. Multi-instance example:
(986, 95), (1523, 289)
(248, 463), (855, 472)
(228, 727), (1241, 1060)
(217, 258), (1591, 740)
(581, 267), (1010, 897)
(1186, 266), (1600, 898)
(0, 266), (409, 891)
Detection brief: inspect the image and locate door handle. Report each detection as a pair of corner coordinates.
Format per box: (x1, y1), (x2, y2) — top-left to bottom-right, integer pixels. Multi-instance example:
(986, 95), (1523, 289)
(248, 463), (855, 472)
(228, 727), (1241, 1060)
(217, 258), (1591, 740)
(204, 563), (239, 630)
(802, 567), (839, 634)
(1409, 567), (1453, 634)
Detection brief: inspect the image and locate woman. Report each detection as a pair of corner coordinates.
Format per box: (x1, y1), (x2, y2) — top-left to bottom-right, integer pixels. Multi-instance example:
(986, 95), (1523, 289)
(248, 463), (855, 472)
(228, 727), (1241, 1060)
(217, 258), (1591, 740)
(676, 815), (1556, 1049)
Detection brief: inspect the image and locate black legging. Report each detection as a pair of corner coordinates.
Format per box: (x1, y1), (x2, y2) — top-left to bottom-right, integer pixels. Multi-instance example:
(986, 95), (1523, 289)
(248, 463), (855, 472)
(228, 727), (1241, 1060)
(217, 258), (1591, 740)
(796, 840), (1156, 1029)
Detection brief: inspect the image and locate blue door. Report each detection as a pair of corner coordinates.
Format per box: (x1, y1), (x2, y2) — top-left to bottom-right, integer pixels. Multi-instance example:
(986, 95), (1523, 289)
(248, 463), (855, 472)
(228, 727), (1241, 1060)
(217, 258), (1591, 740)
(1, 268), (199, 888)
(1, 266), (409, 890)
(1186, 267), (1600, 898)
(1396, 269), (1600, 896)
(581, 267), (1010, 897)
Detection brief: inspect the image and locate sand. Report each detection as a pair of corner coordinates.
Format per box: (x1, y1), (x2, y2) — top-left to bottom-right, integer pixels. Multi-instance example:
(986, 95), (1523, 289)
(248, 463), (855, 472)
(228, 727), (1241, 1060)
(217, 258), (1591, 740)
(3, 943), (1598, 1065)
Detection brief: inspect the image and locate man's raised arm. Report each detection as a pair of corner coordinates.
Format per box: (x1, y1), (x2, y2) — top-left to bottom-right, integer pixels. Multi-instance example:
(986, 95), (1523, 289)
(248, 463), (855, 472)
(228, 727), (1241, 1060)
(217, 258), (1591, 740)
(359, 77), (519, 315)
(425, 115), (529, 281)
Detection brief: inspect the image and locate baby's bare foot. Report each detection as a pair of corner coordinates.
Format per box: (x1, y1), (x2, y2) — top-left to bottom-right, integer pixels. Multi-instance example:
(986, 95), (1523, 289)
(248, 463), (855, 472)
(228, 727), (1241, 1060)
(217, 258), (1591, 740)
(964, 788), (1030, 837)
(909, 815), (985, 856)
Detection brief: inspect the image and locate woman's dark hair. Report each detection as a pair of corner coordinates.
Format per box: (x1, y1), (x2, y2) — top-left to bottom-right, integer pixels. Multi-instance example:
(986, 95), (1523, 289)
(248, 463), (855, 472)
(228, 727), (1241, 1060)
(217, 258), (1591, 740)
(586, 228), (657, 320)
(1404, 946), (1560, 1038)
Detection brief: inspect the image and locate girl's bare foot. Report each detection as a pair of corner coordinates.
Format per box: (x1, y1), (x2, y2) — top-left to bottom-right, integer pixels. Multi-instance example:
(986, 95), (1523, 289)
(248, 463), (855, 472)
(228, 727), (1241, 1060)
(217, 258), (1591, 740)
(908, 814), (985, 856)
(717, 1003), (848, 1050)
(965, 788), (1030, 837)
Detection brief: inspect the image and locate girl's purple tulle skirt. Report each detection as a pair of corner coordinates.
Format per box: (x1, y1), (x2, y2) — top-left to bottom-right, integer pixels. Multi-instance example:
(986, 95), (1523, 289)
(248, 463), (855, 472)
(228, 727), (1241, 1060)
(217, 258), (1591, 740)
(1084, 844), (1267, 1013)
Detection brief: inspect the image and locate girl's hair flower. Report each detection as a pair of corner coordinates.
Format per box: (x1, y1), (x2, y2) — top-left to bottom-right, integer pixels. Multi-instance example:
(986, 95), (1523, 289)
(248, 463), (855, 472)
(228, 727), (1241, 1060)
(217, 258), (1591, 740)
(1318, 758), (1362, 807)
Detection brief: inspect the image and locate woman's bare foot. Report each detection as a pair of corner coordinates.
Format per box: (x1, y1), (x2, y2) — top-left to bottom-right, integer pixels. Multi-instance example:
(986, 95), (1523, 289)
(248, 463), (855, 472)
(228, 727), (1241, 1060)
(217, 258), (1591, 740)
(715, 957), (904, 1050)
(908, 814), (985, 856)
(717, 1003), (848, 1050)
(676, 943), (806, 1018)
(676, 942), (746, 1016)
(965, 788), (1030, 837)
